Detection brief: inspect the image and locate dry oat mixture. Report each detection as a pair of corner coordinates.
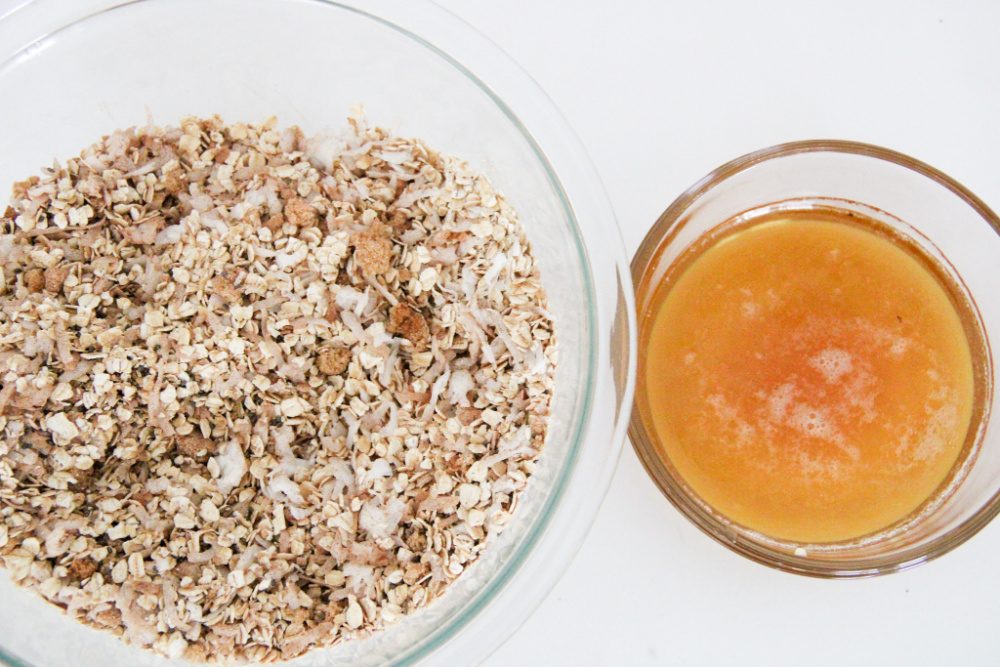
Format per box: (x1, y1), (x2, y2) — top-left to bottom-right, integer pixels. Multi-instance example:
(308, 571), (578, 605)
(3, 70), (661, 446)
(0, 113), (556, 662)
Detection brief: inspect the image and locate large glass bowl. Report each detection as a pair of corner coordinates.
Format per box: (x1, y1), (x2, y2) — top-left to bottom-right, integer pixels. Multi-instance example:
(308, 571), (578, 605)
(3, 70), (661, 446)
(0, 1), (636, 664)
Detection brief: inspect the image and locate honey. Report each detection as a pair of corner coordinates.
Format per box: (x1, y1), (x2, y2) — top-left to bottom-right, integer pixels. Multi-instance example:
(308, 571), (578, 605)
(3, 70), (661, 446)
(642, 207), (982, 543)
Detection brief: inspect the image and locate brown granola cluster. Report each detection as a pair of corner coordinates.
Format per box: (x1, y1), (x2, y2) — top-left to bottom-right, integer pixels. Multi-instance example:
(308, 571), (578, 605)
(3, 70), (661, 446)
(0, 114), (556, 662)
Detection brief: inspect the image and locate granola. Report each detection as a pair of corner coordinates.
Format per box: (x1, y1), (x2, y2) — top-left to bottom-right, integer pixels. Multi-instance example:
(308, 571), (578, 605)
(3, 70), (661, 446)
(0, 113), (556, 662)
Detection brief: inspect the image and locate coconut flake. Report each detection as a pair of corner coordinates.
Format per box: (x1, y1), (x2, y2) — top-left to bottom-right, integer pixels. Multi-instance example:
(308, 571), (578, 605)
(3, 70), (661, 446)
(116, 584), (158, 648)
(214, 440), (247, 494)
(479, 252), (508, 292)
(340, 310), (370, 345)
(475, 308), (525, 364)
(374, 149), (412, 164)
(369, 459), (392, 478)
(359, 497), (405, 543)
(343, 563), (375, 595)
(185, 544), (218, 565)
(379, 402), (399, 438)
(460, 265), (478, 303)
(335, 286), (369, 317)
(422, 363), (451, 421)
(265, 473), (306, 506)
(305, 129), (347, 172)
(446, 369), (475, 407)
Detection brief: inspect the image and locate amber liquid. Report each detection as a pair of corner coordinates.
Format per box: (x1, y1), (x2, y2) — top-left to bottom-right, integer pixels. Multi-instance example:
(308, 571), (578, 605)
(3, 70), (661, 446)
(644, 208), (981, 543)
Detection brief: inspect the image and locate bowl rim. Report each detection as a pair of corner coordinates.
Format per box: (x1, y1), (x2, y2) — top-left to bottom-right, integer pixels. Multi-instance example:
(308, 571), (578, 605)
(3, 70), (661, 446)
(629, 139), (1000, 579)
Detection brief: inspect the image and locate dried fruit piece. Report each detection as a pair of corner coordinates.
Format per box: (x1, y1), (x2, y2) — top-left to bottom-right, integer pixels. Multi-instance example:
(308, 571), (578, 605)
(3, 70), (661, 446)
(24, 267), (44, 293)
(283, 198), (318, 228)
(351, 223), (392, 274)
(176, 434), (219, 460)
(44, 266), (70, 294)
(316, 347), (351, 375)
(208, 274), (241, 304)
(387, 303), (430, 351)
(68, 557), (99, 580)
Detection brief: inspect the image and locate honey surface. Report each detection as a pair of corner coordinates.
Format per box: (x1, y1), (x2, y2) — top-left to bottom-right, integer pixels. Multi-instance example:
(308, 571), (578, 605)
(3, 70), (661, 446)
(645, 210), (975, 542)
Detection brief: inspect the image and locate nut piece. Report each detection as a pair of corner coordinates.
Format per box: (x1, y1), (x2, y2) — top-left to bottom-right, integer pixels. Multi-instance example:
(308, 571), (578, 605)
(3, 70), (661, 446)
(93, 608), (122, 628)
(351, 224), (392, 274)
(264, 213), (285, 233)
(387, 303), (429, 351)
(387, 208), (409, 229)
(24, 267), (44, 293)
(317, 348), (351, 376)
(44, 266), (71, 294)
(208, 275), (241, 304)
(68, 558), (99, 580)
(284, 198), (318, 228)
(456, 406), (482, 426)
(176, 434), (219, 460)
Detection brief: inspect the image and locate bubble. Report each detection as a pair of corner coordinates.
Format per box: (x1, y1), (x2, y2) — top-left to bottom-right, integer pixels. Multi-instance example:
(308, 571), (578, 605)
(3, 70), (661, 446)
(766, 383), (796, 421)
(890, 338), (910, 357)
(789, 404), (835, 438)
(900, 402), (960, 463)
(741, 300), (761, 319)
(809, 348), (853, 383)
(792, 449), (848, 480)
(787, 404), (856, 462)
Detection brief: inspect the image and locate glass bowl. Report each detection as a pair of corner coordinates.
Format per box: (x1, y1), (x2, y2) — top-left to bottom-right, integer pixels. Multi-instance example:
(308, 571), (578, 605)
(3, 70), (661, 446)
(630, 141), (999, 578)
(0, 1), (636, 665)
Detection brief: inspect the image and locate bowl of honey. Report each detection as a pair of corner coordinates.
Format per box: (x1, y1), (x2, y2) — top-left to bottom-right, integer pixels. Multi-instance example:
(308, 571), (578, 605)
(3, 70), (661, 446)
(630, 141), (999, 577)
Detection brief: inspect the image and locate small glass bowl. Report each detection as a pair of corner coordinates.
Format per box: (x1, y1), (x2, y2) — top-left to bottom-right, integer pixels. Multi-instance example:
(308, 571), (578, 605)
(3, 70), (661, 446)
(630, 141), (1000, 578)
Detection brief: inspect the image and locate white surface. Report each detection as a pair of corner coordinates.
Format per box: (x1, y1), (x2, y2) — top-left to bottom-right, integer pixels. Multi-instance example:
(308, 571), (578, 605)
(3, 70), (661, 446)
(432, 2), (1000, 666)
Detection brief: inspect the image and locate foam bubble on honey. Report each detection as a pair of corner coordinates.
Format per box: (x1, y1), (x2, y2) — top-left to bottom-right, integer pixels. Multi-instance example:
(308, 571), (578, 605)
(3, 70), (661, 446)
(766, 382), (796, 421)
(705, 393), (758, 451)
(706, 393), (735, 419)
(764, 381), (848, 439)
(889, 337), (910, 358)
(756, 380), (862, 477)
(741, 300), (761, 319)
(808, 348), (853, 383)
(788, 402), (853, 452)
(843, 370), (878, 422)
(792, 449), (849, 481)
(865, 321), (913, 360)
(899, 402), (960, 464)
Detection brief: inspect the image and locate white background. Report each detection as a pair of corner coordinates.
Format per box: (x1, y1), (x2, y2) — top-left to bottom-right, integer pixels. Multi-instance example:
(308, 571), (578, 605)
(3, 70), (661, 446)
(433, 2), (1000, 666)
(1, 1), (998, 666)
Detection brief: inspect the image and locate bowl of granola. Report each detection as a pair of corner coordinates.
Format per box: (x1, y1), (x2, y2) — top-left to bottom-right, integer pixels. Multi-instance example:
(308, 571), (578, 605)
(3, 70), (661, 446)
(0, 0), (635, 665)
